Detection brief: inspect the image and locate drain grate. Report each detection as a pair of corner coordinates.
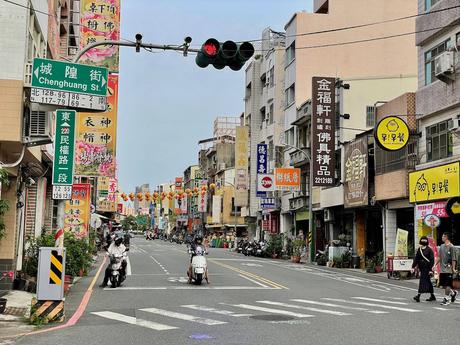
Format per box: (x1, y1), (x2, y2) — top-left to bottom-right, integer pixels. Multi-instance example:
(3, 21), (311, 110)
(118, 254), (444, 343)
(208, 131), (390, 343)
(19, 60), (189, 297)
(250, 314), (294, 321)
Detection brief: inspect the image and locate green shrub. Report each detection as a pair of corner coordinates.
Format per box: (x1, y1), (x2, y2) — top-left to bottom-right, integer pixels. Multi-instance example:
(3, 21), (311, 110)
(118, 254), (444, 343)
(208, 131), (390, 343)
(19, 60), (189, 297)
(267, 234), (283, 257)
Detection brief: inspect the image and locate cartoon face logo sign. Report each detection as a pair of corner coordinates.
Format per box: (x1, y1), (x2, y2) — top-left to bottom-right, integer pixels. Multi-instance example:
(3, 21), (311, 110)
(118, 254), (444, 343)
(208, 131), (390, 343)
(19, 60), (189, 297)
(261, 176), (273, 189)
(414, 174), (430, 201)
(375, 116), (410, 151)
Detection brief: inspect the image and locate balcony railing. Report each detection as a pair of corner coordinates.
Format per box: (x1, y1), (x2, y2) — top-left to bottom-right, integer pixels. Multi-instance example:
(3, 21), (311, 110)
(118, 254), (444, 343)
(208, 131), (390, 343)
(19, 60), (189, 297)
(289, 148), (309, 167)
(289, 194), (309, 210)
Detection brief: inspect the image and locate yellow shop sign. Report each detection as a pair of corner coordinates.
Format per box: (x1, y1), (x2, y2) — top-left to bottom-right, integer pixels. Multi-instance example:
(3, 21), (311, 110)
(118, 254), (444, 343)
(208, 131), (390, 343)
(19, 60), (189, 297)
(375, 116), (410, 151)
(409, 162), (460, 203)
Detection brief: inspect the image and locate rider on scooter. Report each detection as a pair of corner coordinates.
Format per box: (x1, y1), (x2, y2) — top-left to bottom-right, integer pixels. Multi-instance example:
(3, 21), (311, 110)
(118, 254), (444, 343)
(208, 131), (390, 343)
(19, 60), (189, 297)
(100, 236), (127, 288)
(188, 235), (209, 283)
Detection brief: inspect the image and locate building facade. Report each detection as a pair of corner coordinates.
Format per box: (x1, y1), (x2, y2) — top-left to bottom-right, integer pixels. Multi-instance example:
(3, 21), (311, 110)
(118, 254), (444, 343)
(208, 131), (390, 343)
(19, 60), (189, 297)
(414, 0), (460, 245)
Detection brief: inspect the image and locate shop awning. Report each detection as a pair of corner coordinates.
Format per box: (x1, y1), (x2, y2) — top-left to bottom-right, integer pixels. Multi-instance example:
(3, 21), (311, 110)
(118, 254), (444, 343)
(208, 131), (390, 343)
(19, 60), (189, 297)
(205, 224), (223, 228)
(224, 224), (247, 228)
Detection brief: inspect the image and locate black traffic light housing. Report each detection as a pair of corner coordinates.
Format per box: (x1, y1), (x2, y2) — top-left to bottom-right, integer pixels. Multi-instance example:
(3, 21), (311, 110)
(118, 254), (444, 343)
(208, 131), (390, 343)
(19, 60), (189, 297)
(196, 39), (255, 71)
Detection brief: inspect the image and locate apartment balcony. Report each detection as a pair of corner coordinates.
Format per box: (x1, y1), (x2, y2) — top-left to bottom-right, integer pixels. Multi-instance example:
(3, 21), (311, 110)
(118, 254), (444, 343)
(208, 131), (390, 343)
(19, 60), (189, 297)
(289, 148), (309, 167)
(289, 192), (309, 211)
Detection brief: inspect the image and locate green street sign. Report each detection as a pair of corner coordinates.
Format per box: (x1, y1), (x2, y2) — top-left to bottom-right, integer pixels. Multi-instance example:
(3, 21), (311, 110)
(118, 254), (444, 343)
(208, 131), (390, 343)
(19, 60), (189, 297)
(32, 58), (108, 96)
(52, 110), (76, 185)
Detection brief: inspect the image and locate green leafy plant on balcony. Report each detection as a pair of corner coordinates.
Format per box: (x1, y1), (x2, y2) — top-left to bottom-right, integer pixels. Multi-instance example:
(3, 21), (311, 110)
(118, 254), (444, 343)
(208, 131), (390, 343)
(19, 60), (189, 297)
(0, 168), (10, 241)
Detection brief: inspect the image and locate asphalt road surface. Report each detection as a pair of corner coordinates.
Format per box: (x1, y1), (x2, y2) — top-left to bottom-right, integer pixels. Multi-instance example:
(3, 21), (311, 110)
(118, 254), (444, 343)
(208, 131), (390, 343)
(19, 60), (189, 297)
(14, 238), (460, 345)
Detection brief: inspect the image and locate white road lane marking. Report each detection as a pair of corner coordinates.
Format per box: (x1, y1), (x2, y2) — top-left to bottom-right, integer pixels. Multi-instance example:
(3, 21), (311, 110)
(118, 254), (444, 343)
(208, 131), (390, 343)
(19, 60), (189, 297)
(323, 298), (421, 313)
(256, 300), (351, 316)
(222, 303), (314, 318)
(139, 308), (227, 326)
(352, 297), (408, 305)
(104, 286), (274, 290)
(126, 257), (132, 276)
(181, 305), (252, 317)
(150, 255), (169, 275)
(91, 311), (177, 331)
(238, 274), (269, 288)
(290, 299), (368, 311)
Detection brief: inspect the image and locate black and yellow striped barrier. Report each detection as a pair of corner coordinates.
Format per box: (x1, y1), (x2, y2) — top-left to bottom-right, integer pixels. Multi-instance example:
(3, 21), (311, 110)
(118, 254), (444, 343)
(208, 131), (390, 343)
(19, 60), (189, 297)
(307, 231), (312, 244)
(49, 250), (63, 285)
(30, 298), (65, 324)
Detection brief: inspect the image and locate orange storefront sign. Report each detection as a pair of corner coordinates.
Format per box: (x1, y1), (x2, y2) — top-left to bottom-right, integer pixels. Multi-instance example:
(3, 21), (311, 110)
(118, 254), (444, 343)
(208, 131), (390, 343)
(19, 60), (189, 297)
(274, 168), (301, 191)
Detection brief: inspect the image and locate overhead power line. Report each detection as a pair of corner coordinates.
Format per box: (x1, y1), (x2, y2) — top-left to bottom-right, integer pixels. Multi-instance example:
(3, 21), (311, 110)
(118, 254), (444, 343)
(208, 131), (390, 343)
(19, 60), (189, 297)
(237, 4), (460, 44)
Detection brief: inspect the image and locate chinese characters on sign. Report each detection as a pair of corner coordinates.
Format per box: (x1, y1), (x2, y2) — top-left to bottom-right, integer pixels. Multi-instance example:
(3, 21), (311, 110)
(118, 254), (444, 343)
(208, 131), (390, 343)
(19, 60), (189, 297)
(52, 110), (76, 186)
(311, 77), (336, 186)
(375, 116), (410, 151)
(409, 162), (460, 203)
(64, 184), (91, 238)
(96, 177), (117, 212)
(198, 180), (208, 213)
(235, 126), (249, 206)
(344, 136), (368, 208)
(256, 144), (268, 196)
(75, 75), (118, 177)
(274, 168), (301, 191)
(415, 201), (448, 219)
(80, 0), (121, 72)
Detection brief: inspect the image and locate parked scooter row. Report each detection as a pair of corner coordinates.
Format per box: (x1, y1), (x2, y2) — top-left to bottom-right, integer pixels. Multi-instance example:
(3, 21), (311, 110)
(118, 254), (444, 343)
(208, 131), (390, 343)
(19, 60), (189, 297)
(237, 239), (268, 257)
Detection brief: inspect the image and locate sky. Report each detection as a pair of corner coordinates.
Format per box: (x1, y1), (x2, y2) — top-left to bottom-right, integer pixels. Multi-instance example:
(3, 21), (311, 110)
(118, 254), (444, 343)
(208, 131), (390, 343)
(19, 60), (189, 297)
(117, 0), (313, 193)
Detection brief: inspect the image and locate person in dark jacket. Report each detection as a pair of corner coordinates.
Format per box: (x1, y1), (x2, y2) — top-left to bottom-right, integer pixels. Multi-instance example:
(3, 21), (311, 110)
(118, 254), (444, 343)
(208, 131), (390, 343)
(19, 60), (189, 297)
(412, 236), (436, 302)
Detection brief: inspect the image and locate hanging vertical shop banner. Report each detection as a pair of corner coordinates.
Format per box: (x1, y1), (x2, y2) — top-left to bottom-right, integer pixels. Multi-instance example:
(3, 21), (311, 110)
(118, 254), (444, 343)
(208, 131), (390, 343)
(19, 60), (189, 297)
(312, 77), (336, 186)
(235, 126), (249, 206)
(256, 144), (268, 196)
(198, 192), (207, 213)
(64, 184), (91, 238)
(181, 195), (188, 214)
(344, 136), (368, 208)
(52, 110), (76, 185)
(75, 75), (118, 177)
(175, 177), (183, 191)
(97, 177), (117, 212)
(80, 0), (121, 72)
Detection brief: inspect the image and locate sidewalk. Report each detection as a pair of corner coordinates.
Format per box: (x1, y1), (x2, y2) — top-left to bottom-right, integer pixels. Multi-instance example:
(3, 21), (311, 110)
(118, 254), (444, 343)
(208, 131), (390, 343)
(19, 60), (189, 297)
(0, 254), (104, 343)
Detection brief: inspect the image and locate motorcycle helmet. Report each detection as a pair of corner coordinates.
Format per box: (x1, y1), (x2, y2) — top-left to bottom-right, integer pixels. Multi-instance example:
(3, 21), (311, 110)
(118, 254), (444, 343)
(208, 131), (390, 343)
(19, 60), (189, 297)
(115, 237), (123, 246)
(195, 236), (203, 245)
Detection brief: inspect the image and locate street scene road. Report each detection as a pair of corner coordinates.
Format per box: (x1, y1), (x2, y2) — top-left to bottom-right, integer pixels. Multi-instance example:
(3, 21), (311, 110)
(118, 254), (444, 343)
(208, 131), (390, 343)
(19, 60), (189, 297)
(13, 238), (460, 345)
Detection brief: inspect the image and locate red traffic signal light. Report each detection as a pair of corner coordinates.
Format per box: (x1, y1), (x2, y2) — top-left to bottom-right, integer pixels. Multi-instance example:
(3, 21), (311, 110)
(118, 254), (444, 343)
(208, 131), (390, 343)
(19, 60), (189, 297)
(196, 38), (254, 71)
(203, 39), (219, 57)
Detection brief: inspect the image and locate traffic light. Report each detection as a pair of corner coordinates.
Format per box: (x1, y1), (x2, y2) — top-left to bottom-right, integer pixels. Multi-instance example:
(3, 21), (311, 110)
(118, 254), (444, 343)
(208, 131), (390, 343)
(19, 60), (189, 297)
(195, 39), (255, 71)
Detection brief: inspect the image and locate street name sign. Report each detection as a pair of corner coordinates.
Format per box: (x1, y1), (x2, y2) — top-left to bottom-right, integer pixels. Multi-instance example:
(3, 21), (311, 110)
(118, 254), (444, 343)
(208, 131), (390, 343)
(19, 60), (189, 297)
(52, 110), (76, 186)
(30, 88), (106, 111)
(31, 58), (108, 111)
(52, 185), (72, 200)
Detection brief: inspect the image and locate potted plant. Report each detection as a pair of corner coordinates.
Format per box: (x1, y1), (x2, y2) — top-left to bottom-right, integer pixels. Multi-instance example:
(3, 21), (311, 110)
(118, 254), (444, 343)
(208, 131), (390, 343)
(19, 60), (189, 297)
(291, 239), (304, 263)
(316, 253), (327, 266)
(267, 234), (283, 259)
(366, 257), (376, 273)
(341, 251), (352, 268)
(333, 256), (343, 268)
(374, 251), (384, 273)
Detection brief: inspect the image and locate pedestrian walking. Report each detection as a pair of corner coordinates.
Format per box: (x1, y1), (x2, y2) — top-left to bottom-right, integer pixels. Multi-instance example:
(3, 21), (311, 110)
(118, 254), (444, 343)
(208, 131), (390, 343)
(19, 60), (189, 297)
(434, 232), (458, 305)
(412, 236), (436, 302)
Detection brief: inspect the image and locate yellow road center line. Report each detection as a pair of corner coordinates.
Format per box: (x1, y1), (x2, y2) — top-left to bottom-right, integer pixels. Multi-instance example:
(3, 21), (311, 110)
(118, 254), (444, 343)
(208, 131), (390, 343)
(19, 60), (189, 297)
(209, 260), (288, 289)
(51, 255), (63, 271)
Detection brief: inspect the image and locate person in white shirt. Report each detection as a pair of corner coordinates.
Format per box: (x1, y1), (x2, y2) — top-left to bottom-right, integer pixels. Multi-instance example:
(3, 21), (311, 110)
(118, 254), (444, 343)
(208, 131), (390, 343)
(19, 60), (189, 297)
(100, 237), (127, 287)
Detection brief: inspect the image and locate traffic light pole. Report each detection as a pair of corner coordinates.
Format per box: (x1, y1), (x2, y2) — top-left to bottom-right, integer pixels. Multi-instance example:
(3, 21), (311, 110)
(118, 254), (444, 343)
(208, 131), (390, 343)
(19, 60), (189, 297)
(73, 36), (200, 63)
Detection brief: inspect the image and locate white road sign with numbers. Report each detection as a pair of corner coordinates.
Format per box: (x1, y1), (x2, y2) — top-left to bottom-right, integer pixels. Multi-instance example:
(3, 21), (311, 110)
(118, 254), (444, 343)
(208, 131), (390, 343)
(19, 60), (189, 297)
(30, 88), (106, 111)
(52, 185), (72, 200)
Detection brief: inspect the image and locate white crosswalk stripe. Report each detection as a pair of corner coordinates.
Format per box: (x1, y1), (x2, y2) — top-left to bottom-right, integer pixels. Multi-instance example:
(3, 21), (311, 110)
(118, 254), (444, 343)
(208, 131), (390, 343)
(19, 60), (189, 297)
(92, 311), (177, 331)
(322, 298), (422, 313)
(139, 307), (227, 325)
(290, 298), (389, 314)
(182, 305), (253, 317)
(222, 303), (314, 318)
(256, 300), (351, 316)
(351, 297), (409, 305)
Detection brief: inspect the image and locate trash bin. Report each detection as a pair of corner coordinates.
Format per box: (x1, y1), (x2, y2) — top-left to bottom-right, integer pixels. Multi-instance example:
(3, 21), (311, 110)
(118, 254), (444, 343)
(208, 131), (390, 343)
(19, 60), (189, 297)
(351, 255), (360, 269)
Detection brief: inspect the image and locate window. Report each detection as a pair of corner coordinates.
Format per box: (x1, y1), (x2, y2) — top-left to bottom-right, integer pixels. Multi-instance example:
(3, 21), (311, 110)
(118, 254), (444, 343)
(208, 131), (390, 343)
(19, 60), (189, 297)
(231, 197), (242, 215)
(269, 103), (274, 124)
(269, 67), (275, 87)
(245, 83), (252, 99)
(285, 41), (295, 66)
(366, 106), (376, 127)
(268, 139), (274, 161)
(285, 83), (295, 107)
(285, 127), (295, 146)
(425, 0), (440, 10)
(426, 120), (453, 161)
(425, 39), (451, 85)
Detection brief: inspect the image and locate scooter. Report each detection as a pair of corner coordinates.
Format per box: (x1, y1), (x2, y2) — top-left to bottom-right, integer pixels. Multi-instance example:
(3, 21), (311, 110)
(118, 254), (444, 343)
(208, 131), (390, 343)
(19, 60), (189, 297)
(188, 246), (208, 285)
(109, 249), (129, 288)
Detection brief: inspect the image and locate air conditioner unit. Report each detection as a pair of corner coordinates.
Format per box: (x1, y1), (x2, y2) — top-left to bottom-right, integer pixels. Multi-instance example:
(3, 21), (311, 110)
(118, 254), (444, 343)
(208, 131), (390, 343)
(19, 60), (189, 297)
(23, 106), (52, 146)
(448, 117), (460, 131)
(434, 52), (454, 82)
(324, 208), (334, 222)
